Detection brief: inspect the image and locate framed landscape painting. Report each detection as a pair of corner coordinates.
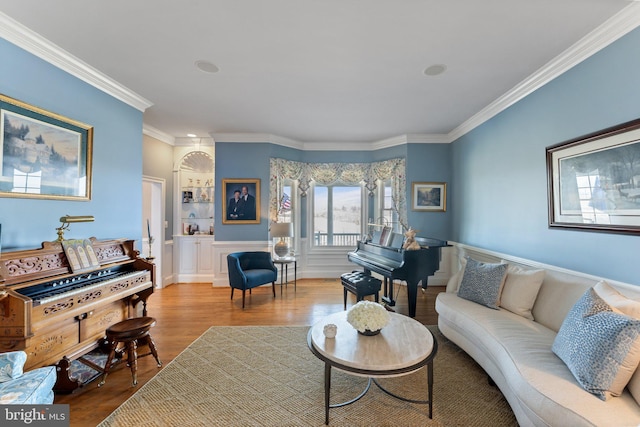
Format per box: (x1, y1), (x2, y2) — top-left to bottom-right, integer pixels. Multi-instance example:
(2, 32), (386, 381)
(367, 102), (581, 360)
(0, 94), (93, 200)
(222, 178), (261, 224)
(412, 182), (446, 212)
(547, 118), (640, 235)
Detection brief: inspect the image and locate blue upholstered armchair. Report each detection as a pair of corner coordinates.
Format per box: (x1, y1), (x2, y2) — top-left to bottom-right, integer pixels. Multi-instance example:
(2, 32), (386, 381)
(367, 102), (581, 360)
(227, 252), (278, 308)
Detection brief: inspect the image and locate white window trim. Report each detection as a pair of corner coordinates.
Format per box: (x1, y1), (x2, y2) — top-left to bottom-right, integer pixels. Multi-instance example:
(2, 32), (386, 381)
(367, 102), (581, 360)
(307, 182), (372, 254)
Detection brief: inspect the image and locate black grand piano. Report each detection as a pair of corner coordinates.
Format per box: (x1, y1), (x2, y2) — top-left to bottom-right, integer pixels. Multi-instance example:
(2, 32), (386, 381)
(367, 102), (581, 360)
(347, 236), (449, 317)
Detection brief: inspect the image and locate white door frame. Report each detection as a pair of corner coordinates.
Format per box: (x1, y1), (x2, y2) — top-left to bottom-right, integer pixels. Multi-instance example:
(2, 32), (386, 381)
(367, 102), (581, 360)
(143, 175), (166, 288)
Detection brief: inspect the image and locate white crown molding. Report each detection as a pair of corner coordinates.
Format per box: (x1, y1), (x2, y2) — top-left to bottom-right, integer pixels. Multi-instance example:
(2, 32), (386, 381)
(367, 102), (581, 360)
(302, 141), (379, 151)
(405, 134), (450, 144)
(211, 133), (379, 151)
(374, 133), (450, 148)
(210, 133), (303, 149)
(0, 12), (153, 112)
(143, 125), (175, 145)
(448, 2), (640, 142)
(211, 132), (450, 150)
(307, 134), (449, 151)
(372, 135), (410, 149)
(174, 136), (215, 147)
(269, 134), (302, 149)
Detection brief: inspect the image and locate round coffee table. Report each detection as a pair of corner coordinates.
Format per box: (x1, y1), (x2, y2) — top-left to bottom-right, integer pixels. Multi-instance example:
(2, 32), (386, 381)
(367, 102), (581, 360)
(308, 311), (437, 425)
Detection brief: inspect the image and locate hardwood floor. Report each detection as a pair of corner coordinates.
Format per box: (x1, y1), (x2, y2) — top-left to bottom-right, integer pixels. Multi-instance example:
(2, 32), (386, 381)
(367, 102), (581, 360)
(54, 279), (444, 427)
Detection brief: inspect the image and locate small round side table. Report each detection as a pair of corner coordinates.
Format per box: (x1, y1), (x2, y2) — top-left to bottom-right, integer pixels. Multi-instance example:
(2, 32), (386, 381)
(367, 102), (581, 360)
(273, 257), (297, 294)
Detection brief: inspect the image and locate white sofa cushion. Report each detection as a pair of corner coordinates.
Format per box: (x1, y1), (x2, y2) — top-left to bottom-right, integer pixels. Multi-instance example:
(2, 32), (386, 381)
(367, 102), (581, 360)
(595, 280), (640, 318)
(500, 265), (545, 320)
(552, 288), (640, 400)
(629, 367), (640, 407)
(445, 257), (467, 293)
(457, 257), (507, 309)
(594, 280), (640, 406)
(531, 274), (593, 333)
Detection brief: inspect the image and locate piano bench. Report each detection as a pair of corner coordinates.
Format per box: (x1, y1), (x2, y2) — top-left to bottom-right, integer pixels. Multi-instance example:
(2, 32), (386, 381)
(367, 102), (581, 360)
(341, 271), (382, 309)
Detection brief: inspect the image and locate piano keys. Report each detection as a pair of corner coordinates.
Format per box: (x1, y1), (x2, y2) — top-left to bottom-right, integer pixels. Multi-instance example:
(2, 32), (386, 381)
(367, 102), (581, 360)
(347, 237), (448, 317)
(17, 269), (147, 306)
(0, 238), (154, 393)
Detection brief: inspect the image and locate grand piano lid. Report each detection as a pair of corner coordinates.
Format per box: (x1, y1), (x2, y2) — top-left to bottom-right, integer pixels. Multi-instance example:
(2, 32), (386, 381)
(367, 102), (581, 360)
(415, 237), (449, 248)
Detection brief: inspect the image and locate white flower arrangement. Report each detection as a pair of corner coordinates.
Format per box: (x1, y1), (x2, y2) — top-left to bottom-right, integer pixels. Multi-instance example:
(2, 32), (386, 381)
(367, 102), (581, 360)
(346, 300), (390, 333)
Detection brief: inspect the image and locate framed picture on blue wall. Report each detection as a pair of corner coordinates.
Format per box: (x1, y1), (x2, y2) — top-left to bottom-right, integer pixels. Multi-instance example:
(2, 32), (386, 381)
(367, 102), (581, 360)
(0, 93), (93, 201)
(412, 182), (446, 212)
(222, 178), (260, 224)
(547, 118), (640, 235)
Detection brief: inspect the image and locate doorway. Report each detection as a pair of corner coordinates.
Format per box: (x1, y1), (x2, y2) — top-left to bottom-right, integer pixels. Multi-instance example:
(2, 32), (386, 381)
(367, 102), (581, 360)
(143, 176), (165, 288)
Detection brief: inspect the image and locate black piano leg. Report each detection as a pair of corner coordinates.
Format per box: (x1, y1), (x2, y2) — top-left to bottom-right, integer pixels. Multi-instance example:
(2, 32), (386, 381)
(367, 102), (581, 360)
(407, 282), (418, 318)
(381, 278), (396, 306)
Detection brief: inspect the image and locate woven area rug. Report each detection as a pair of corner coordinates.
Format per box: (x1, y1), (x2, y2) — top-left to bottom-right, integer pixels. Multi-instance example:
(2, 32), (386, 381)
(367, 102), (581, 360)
(98, 326), (517, 427)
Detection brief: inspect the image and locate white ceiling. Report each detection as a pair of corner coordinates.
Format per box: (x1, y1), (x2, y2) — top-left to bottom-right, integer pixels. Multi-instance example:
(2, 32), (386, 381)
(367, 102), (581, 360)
(0, 1), (638, 146)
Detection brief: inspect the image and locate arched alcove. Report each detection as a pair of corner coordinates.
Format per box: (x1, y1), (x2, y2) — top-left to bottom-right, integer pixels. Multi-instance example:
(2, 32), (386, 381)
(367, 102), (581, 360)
(178, 151), (214, 235)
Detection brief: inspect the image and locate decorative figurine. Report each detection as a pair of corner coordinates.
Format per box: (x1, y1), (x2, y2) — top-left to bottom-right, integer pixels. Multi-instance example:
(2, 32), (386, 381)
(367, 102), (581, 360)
(323, 324), (337, 338)
(402, 228), (421, 251)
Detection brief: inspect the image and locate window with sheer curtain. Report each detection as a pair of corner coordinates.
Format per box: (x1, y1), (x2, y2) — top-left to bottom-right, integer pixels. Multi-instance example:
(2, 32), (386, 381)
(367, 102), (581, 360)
(269, 158), (407, 247)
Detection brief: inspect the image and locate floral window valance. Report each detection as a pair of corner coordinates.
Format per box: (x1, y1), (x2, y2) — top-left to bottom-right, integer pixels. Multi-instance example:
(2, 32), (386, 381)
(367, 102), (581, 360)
(269, 157), (407, 226)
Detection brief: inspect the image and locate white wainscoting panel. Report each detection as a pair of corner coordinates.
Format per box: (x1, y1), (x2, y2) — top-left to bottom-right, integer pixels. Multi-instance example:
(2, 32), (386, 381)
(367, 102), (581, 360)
(210, 238), (454, 288)
(448, 242), (638, 293)
(162, 239), (174, 288)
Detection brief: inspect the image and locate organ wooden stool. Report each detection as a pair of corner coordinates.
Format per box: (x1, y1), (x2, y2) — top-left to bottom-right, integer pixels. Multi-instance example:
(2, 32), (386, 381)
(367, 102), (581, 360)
(98, 316), (162, 387)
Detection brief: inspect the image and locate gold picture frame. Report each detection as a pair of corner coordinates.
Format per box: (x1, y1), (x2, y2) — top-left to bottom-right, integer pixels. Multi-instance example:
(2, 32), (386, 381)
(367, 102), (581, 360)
(0, 93), (93, 200)
(411, 182), (446, 212)
(222, 178), (261, 224)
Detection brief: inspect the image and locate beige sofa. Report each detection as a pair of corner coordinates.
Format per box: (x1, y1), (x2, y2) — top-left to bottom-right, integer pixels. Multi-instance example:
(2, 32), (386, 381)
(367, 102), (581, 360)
(435, 246), (640, 427)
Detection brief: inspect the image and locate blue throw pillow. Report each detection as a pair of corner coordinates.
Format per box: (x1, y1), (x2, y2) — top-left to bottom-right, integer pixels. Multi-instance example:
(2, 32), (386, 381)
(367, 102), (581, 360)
(552, 288), (640, 400)
(457, 257), (507, 309)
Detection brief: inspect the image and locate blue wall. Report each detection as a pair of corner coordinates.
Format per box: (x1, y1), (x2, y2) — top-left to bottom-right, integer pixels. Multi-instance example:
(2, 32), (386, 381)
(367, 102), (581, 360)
(0, 38), (144, 250)
(451, 28), (640, 284)
(214, 142), (275, 241)
(214, 142), (452, 241)
(406, 143), (451, 241)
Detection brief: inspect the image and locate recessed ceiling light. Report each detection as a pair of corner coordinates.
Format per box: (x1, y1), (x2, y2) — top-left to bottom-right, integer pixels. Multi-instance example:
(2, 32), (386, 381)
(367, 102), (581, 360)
(195, 60), (219, 74)
(424, 64), (447, 76)
(187, 133), (197, 137)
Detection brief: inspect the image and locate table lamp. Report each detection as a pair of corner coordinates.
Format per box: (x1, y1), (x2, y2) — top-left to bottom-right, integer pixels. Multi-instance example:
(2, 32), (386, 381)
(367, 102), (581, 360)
(271, 222), (293, 258)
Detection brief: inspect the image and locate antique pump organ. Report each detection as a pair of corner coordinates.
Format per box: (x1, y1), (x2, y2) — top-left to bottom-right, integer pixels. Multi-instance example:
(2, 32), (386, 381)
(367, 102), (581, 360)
(0, 238), (154, 392)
